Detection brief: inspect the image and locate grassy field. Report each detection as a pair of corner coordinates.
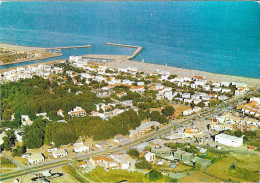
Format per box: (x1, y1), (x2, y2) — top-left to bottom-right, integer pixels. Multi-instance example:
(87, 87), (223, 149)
(62, 165), (87, 183)
(84, 167), (174, 182)
(170, 103), (191, 117)
(173, 164), (193, 172)
(231, 153), (260, 171)
(155, 164), (192, 172)
(0, 157), (17, 168)
(206, 155), (259, 182)
(179, 171), (222, 182)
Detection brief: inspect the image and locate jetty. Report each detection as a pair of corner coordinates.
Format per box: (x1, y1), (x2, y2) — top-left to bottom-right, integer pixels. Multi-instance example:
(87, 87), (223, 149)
(45, 44), (92, 50)
(105, 42), (143, 60)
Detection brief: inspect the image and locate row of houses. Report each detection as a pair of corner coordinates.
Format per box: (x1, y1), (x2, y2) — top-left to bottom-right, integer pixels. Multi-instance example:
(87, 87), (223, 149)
(89, 154), (134, 169)
(27, 149), (68, 165)
(0, 64), (65, 83)
(210, 112), (259, 132)
(238, 97), (260, 118)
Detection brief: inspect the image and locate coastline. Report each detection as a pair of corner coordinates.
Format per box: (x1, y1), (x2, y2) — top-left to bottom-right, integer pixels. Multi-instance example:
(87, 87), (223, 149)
(0, 59), (66, 72)
(1, 44), (259, 87)
(0, 53), (62, 66)
(1, 57), (259, 87)
(0, 43), (61, 66)
(0, 44), (46, 52)
(106, 60), (260, 87)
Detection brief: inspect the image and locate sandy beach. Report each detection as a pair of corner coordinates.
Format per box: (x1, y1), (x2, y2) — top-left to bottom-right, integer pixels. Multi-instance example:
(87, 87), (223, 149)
(106, 60), (260, 87)
(0, 44), (46, 52)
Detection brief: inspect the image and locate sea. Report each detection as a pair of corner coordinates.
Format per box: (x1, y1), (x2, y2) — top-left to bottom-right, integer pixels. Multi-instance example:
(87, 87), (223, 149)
(0, 1), (259, 78)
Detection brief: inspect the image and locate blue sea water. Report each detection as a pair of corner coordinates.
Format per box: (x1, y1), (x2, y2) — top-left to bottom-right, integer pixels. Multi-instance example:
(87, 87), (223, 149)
(0, 1), (259, 78)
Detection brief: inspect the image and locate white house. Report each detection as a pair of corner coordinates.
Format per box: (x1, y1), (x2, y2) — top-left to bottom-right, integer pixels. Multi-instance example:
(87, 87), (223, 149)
(74, 144), (89, 153)
(221, 81), (231, 87)
(235, 88), (247, 96)
(68, 106), (86, 117)
(183, 109), (193, 116)
(212, 82), (221, 87)
(184, 98), (193, 104)
(203, 85), (211, 91)
(21, 115), (33, 126)
(182, 93), (191, 99)
(213, 87), (222, 92)
(118, 68), (128, 73)
(52, 149), (68, 158)
(113, 136), (128, 143)
(0, 131), (7, 145)
(14, 130), (24, 142)
(57, 109), (64, 117)
(215, 133), (243, 147)
(28, 154), (44, 164)
(193, 106), (202, 113)
(222, 88), (231, 93)
(145, 152), (155, 162)
(194, 80), (206, 86)
(218, 95), (228, 101)
(69, 56), (83, 62)
(210, 123), (233, 132)
(111, 154), (130, 169)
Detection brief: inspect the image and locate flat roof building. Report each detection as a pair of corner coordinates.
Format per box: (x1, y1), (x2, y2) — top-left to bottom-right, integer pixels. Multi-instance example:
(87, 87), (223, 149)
(215, 133), (243, 147)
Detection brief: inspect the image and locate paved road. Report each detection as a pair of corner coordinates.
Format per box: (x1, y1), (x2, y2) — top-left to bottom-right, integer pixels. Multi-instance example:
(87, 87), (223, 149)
(0, 89), (256, 181)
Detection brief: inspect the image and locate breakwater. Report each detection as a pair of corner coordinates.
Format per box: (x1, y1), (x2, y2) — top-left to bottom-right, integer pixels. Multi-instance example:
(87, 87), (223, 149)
(105, 42), (143, 60)
(45, 44), (92, 50)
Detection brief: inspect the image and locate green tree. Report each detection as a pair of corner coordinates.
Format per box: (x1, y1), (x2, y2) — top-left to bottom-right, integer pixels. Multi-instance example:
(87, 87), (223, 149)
(3, 136), (12, 151)
(23, 119), (46, 149)
(12, 145), (26, 157)
(194, 162), (203, 170)
(149, 111), (160, 121)
(127, 148), (140, 158)
(135, 158), (152, 170)
(234, 130), (243, 137)
(158, 115), (169, 124)
(197, 101), (205, 108)
(162, 106), (175, 116)
(149, 170), (162, 181)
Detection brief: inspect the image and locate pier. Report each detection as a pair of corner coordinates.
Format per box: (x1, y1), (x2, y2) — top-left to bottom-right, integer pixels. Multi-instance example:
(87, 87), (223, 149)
(105, 42), (143, 60)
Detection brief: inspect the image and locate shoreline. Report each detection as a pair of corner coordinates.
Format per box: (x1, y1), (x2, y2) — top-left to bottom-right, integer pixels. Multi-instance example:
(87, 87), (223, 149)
(1, 57), (259, 87)
(106, 60), (260, 87)
(0, 53), (62, 66)
(0, 59), (66, 72)
(0, 43), (61, 66)
(1, 43), (259, 87)
(0, 43), (46, 52)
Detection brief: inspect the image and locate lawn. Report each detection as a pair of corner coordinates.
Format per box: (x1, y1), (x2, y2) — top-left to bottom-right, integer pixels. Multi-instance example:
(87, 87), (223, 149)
(206, 155), (259, 182)
(84, 167), (174, 182)
(179, 171), (222, 182)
